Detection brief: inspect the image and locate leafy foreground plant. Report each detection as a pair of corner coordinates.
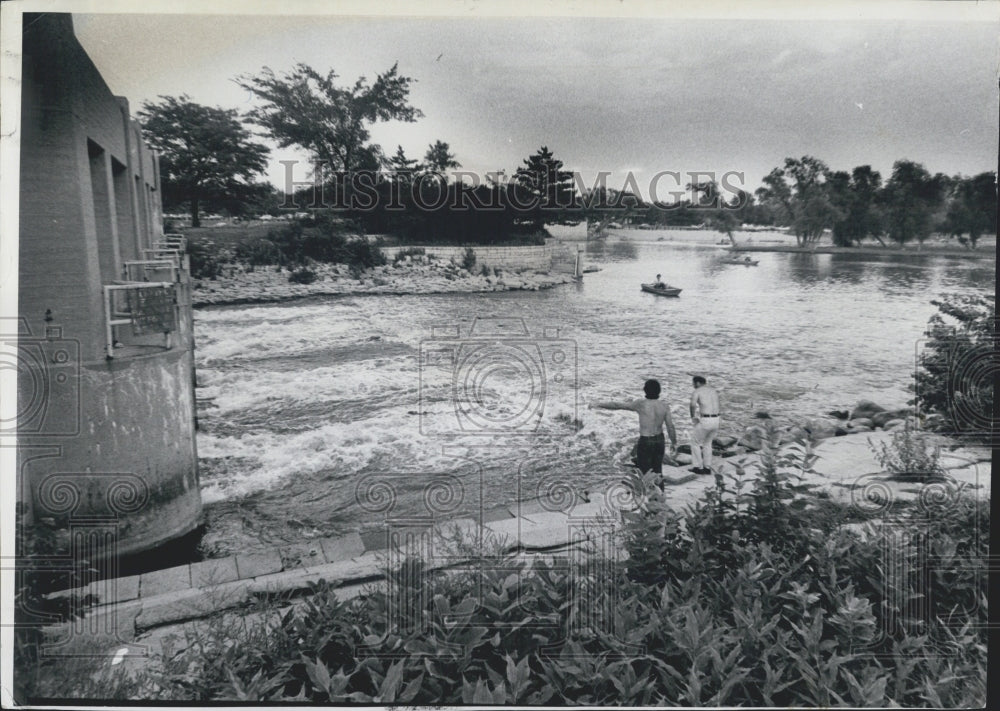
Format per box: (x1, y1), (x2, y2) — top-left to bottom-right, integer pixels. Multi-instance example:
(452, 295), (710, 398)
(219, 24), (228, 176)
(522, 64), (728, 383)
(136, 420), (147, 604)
(27, 429), (988, 706)
(912, 292), (995, 437)
(869, 421), (946, 481)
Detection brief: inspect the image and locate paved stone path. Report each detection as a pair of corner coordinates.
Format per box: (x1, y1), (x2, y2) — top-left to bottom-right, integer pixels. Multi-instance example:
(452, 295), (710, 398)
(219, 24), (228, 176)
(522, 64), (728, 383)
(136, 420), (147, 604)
(44, 432), (989, 660)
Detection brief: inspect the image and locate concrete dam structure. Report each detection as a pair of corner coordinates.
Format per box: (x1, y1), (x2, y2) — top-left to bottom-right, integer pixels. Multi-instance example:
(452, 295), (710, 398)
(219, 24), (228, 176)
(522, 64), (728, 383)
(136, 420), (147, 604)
(15, 14), (202, 558)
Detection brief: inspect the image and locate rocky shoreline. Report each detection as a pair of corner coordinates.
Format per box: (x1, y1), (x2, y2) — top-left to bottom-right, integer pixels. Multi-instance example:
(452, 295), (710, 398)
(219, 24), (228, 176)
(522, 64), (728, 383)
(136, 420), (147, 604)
(191, 255), (576, 307)
(677, 399), (928, 466)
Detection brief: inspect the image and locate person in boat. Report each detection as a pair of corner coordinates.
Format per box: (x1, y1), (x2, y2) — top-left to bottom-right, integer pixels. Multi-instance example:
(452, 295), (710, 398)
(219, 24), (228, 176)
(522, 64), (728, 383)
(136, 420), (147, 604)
(590, 379), (677, 475)
(654, 273), (667, 288)
(744, 256), (752, 264)
(689, 375), (721, 475)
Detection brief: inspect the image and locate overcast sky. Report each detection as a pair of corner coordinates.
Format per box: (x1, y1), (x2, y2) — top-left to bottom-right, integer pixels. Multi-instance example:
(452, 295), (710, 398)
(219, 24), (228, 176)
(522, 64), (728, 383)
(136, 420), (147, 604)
(68, 2), (999, 199)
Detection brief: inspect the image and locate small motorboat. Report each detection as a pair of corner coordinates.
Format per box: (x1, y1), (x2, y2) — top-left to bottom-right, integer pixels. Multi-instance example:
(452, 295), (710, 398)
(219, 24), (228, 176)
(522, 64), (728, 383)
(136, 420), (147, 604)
(719, 257), (759, 266)
(641, 283), (682, 297)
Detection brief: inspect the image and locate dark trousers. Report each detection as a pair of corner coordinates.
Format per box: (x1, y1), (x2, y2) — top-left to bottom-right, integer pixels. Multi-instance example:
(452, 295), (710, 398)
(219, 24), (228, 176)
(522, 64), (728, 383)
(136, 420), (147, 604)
(635, 433), (665, 474)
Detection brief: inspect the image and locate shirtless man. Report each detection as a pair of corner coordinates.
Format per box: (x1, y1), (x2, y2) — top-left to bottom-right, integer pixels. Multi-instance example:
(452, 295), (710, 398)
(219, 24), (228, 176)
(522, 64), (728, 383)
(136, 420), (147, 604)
(654, 273), (666, 288)
(689, 375), (721, 474)
(590, 379), (677, 474)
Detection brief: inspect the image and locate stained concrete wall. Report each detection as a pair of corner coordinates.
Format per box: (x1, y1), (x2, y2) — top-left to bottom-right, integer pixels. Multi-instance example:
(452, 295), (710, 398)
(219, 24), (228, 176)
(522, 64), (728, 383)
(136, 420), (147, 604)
(16, 14), (201, 556)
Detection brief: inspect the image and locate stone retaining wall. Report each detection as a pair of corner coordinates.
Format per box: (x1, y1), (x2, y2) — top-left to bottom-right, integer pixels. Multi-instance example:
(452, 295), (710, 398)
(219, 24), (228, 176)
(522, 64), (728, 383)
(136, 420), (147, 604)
(383, 242), (584, 274)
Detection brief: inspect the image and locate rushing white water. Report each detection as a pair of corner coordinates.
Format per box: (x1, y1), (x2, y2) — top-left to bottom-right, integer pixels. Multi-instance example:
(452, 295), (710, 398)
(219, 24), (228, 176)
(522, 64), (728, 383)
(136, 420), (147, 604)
(192, 234), (994, 554)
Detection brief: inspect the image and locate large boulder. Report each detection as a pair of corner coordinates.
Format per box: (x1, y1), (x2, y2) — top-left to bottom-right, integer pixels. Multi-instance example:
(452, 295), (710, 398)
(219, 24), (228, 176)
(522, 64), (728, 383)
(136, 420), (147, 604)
(848, 417), (874, 429)
(712, 435), (738, 449)
(922, 413), (946, 430)
(827, 409), (850, 421)
(802, 418), (839, 440)
(882, 418), (906, 431)
(673, 453), (693, 465)
(871, 408), (913, 428)
(843, 420), (873, 433)
(675, 443), (692, 455)
(779, 425), (810, 445)
(754, 411), (772, 420)
(738, 425), (768, 451)
(849, 400), (886, 421)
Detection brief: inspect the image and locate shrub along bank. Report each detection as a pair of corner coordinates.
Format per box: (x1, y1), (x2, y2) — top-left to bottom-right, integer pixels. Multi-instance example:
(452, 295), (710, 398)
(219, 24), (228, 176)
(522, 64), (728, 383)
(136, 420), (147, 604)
(186, 216), (386, 281)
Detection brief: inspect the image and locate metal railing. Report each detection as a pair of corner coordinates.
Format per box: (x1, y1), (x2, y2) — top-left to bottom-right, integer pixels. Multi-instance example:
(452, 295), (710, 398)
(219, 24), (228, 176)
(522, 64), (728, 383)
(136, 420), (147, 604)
(141, 248), (183, 270)
(122, 259), (178, 283)
(103, 282), (176, 359)
(158, 233), (186, 252)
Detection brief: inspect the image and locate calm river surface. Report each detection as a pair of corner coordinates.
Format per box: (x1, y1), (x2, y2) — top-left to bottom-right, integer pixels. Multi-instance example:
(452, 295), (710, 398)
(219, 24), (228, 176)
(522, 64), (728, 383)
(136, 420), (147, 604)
(193, 235), (994, 555)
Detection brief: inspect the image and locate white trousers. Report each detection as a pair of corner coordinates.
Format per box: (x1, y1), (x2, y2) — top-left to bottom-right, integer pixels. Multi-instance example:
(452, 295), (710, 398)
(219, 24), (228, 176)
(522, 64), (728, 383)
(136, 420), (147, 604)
(691, 416), (721, 469)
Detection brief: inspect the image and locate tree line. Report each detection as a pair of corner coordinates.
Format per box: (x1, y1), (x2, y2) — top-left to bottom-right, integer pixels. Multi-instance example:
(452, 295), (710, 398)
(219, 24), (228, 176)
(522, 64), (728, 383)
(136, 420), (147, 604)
(139, 62), (996, 248)
(753, 156), (996, 248)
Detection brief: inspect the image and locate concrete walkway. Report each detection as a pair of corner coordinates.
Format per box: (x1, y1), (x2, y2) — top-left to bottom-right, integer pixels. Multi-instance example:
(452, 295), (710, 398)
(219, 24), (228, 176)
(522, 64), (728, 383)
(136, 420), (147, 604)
(44, 432), (990, 659)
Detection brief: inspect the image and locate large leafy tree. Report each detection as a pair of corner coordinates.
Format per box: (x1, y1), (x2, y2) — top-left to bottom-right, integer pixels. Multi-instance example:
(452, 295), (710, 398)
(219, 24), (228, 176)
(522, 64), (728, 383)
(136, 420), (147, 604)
(757, 156), (841, 247)
(138, 95), (269, 227)
(828, 165), (884, 247)
(941, 172), (997, 248)
(236, 63), (422, 182)
(880, 160), (947, 246)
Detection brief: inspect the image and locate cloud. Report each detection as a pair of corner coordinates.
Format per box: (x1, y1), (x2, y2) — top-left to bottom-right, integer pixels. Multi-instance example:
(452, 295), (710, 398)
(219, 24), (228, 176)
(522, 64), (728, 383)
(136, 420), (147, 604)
(73, 13), (999, 192)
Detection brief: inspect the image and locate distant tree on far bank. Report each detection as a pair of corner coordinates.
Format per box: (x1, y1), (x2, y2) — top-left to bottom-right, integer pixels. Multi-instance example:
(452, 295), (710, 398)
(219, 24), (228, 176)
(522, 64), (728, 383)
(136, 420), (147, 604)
(422, 140), (461, 176)
(880, 160), (947, 246)
(756, 156), (842, 247)
(515, 146), (576, 227)
(389, 145), (421, 179)
(687, 180), (745, 246)
(138, 95), (269, 227)
(940, 172), (997, 248)
(827, 165), (884, 247)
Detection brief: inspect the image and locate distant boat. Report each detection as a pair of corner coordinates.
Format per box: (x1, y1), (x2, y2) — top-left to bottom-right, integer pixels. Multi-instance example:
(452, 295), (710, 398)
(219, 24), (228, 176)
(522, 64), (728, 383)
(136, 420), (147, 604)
(582, 266), (601, 273)
(719, 257), (759, 266)
(641, 283), (682, 297)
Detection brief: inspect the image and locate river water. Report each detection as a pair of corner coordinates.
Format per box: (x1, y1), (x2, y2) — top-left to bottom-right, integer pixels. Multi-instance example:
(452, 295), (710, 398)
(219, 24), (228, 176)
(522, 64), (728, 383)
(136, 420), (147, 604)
(192, 233), (994, 555)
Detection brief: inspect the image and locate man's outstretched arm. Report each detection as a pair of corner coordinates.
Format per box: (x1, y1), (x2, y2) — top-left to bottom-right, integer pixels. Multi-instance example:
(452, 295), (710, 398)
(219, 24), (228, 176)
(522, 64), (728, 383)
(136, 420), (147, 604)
(590, 400), (634, 411)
